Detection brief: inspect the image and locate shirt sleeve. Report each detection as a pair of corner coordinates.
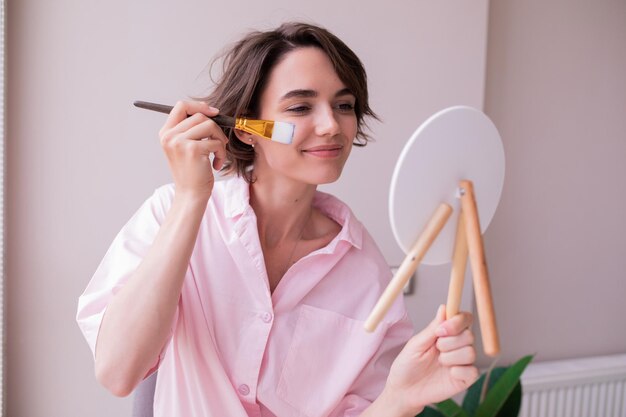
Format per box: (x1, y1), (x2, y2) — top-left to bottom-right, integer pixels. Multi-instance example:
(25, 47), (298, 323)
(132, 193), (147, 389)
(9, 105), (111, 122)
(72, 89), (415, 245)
(76, 184), (175, 366)
(328, 312), (414, 417)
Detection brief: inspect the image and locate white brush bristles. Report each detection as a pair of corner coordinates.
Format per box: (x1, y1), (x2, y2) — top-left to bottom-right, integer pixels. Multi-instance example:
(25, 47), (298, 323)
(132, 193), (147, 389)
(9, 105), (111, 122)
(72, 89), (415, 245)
(271, 121), (295, 144)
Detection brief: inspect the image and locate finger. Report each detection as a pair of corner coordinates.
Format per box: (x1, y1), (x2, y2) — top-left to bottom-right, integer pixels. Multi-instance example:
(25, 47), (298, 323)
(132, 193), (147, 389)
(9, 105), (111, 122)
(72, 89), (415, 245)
(206, 139), (228, 171)
(163, 131), (226, 165)
(436, 311), (473, 337)
(436, 329), (474, 352)
(175, 119), (229, 144)
(163, 113), (211, 139)
(438, 345), (476, 366)
(405, 305), (446, 352)
(450, 365), (479, 386)
(162, 100), (220, 131)
(174, 138), (227, 172)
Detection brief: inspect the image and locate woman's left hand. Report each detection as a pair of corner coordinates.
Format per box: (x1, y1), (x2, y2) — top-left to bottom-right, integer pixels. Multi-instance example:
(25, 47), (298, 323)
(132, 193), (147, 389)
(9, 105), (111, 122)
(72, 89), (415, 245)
(383, 305), (479, 415)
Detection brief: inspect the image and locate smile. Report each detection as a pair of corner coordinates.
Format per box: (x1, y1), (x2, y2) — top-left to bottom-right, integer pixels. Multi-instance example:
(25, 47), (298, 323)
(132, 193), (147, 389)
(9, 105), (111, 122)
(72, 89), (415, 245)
(301, 144), (344, 158)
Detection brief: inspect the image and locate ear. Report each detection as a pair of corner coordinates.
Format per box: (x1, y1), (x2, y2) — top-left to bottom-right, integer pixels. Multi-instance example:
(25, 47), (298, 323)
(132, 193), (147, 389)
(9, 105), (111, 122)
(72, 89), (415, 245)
(233, 129), (256, 146)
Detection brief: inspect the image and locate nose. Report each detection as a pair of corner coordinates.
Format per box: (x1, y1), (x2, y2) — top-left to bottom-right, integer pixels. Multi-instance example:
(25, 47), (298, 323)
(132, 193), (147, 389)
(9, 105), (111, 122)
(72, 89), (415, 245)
(314, 106), (341, 137)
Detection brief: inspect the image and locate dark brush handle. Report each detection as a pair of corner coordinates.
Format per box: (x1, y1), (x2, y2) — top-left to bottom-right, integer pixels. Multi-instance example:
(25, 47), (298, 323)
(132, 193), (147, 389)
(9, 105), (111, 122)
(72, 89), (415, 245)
(133, 101), (236, 127)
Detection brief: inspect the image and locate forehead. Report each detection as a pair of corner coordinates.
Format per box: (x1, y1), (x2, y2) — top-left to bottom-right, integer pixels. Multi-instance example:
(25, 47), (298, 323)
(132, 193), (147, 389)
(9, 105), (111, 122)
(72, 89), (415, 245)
(262, 47), (347, 99)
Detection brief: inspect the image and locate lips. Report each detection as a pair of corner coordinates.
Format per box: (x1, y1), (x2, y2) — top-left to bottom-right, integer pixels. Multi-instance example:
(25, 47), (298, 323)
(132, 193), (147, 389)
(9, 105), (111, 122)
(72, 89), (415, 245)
(302, 144), (344, 158)
(302, 144), (344, 152)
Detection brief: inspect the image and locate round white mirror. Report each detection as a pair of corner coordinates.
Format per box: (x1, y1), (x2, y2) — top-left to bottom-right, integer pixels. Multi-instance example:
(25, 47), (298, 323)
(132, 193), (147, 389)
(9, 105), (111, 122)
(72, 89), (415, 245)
(389, 106), (506, 264)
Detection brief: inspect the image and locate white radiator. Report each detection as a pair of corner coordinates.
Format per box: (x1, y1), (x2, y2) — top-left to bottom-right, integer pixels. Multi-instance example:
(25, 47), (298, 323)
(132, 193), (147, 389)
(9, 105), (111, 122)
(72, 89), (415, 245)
(519, 353), (626, 417)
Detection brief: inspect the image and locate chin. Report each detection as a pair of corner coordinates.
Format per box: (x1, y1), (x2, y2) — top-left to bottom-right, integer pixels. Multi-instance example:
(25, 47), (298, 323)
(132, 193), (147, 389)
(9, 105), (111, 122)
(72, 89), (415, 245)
(307, 169), (344, 185)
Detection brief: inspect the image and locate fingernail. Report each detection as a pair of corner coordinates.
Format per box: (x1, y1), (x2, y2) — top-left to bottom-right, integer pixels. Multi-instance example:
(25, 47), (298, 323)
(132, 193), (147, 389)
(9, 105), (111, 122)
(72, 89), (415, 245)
(436, 326), (448, 337)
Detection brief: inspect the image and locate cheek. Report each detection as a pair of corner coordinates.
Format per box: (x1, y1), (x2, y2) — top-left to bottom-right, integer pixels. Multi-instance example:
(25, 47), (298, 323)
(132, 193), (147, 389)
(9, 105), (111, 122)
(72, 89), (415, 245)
(289, 119), (314, 146)
(257, 141), (302, 169)
(344, 143), (354, 160)
(342, 117), (358, 140)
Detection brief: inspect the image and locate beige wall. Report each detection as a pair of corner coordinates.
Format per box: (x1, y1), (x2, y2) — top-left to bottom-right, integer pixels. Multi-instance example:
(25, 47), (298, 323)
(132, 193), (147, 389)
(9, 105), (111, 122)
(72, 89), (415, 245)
(8, 0), (626, 416)
(482, 0), (626, 363)
(6, 1), (488, 416)
(9, 0), (626, 415)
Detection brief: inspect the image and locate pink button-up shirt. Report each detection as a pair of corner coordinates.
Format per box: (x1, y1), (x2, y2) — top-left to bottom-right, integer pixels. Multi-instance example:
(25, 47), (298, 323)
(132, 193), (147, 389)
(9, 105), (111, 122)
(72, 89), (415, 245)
(77, 175), (413, 417)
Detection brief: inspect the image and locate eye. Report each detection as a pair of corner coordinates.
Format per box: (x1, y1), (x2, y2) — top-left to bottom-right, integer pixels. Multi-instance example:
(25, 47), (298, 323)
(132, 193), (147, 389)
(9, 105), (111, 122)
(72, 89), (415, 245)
(335, 102), (356, 113)
(286, 105), (311, 114)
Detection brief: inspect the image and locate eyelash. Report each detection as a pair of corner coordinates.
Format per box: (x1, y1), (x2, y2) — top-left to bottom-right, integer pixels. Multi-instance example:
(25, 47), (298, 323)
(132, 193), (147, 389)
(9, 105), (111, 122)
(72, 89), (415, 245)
(286, 105), (311, 114)
(286, 103), (356, 114)
(337, 103), (356, 112)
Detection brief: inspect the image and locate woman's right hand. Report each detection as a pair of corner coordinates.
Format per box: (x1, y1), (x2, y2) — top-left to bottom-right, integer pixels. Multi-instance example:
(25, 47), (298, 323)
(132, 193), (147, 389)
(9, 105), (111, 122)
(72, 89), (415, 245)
(159, 100), (229, 199)
(93, 101), (229, 396)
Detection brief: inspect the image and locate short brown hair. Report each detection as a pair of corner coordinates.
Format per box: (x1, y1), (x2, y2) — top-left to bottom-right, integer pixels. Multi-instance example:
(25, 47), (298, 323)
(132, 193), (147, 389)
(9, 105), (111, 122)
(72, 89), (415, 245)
(199, 22), (377, 181)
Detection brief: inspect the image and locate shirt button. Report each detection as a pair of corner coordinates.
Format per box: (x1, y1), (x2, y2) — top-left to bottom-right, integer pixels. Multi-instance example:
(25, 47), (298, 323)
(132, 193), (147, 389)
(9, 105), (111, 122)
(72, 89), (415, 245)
(261, 312), (273, 323)
(238, 384), (250, 396)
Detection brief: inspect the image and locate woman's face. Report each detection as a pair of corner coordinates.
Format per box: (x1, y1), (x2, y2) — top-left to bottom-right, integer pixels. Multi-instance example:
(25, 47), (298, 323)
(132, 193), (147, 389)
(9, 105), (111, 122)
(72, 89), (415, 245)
(249, 47), (358, 185)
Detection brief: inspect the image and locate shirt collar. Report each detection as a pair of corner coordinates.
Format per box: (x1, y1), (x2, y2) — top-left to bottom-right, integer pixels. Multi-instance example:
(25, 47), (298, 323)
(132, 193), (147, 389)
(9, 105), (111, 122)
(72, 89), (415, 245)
(222, 175), (363, 250)
(312, 191), (363, 251)
(223, 174), (250, 219)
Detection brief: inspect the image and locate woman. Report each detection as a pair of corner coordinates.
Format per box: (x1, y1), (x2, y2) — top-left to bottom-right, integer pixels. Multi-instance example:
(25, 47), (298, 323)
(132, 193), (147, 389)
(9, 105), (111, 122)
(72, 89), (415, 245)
(77, 22), (478, 417)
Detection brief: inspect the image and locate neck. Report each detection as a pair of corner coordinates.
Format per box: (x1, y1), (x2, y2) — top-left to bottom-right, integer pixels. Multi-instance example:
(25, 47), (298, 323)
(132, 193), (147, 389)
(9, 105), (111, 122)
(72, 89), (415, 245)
(250, 175), (316, 247)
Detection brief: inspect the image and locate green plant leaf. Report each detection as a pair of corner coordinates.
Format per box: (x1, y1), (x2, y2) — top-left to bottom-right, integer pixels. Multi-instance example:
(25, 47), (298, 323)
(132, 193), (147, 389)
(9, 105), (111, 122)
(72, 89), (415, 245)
(496, 382), (522, 417)
(463, 367), (508, 416)
(435, 399), (469, 417)
(463, 367), (523, 417)
(416, 406), (446, 417)
(474, 355), (534, 417)
(463, 368), (504, 415)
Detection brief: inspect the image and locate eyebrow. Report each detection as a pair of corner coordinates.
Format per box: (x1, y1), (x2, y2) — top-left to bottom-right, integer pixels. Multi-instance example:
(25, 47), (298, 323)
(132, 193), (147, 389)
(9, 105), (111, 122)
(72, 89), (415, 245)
(279, 88), (354, 102)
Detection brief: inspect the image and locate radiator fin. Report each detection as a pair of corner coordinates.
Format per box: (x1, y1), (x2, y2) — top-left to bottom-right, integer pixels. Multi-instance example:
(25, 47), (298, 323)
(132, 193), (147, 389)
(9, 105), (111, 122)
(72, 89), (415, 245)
(519, 354), (626, 417)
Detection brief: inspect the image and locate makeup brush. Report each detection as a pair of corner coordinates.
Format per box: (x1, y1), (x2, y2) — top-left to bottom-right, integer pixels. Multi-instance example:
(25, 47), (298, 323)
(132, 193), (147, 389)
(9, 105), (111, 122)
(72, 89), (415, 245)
(133, 100), (295, 145)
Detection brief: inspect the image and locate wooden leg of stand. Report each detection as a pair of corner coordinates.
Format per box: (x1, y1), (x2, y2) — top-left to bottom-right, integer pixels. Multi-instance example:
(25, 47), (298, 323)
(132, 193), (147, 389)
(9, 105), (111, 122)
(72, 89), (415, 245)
(364, 203), (453, 332)
(446, 212), (468, 320)
(459, 180), (501, 357)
